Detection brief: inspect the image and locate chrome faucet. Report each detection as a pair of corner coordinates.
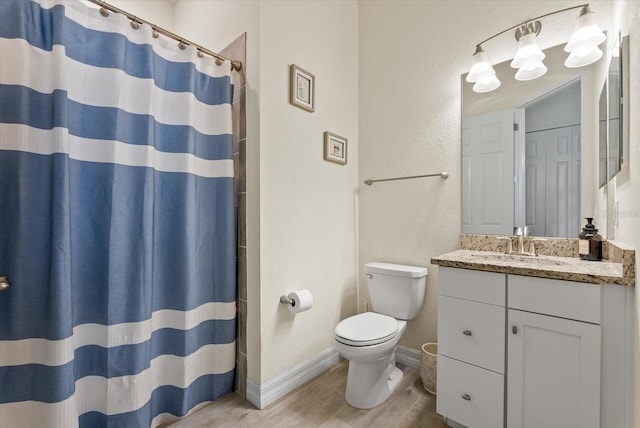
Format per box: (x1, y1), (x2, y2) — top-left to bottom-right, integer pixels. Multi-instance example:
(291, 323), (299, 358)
(498, 226), (545, 256)
(514, 226), (529, 255)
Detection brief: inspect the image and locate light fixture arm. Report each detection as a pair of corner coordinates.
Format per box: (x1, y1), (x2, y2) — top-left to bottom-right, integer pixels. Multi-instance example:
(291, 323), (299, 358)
(474, 3), (589, 49)
(515, 21), (542, 41)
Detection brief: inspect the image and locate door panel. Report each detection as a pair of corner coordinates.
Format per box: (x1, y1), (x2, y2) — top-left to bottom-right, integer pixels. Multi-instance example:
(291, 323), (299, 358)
(462, 109), (515, 235)
(525, 125), (581, 237)
(507, 309), (600, 428)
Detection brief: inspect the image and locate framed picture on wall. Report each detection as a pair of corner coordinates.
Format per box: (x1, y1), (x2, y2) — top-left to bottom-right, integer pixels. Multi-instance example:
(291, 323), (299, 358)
(290, 64), (315, 112)
(324, 132), (347, 165)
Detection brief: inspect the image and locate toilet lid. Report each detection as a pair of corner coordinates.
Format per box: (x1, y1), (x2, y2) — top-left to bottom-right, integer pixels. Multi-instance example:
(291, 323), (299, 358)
(335, 312), (398, 346)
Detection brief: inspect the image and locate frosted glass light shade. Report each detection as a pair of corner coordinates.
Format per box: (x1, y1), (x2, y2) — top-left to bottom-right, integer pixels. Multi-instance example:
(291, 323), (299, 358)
(511, 33), (545, 69)
(565, 44), (603, 68)
(473, 73), (501, 93)
(565, 8), (606, 52)
(467, 49), (495, 83)
(514, 60), (547, 81)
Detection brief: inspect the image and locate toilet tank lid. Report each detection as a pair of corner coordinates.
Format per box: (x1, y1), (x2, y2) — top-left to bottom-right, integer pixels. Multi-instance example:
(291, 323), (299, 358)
(365, 262), (428, 278)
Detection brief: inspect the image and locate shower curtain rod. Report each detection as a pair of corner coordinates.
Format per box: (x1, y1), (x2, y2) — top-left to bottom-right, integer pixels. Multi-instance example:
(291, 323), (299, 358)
(86, 0), (243, 72)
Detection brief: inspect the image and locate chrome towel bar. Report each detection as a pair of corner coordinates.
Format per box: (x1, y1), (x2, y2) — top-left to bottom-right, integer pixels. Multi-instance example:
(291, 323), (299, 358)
(363, 171), (449, 186)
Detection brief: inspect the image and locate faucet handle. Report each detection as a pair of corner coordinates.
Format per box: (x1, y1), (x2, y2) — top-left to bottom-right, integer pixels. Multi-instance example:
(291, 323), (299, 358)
(529, 238), (547, 256)
(522, 226), (530, 236)
(497, 236), (514, 255)
(513, 226), (523, 236)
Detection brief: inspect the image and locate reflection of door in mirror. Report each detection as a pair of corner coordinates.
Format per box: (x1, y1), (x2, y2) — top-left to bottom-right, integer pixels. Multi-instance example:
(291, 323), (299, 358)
(462, 110), (514, 235)
(520, 81), (581, 238)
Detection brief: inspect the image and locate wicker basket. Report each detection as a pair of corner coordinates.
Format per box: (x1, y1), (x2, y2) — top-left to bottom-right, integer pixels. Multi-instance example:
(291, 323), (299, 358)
(420, 343), (437, 395)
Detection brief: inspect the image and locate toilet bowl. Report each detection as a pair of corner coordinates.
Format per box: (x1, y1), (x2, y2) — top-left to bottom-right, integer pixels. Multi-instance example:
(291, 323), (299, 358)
(334, 262), (427, 409)
(335, 312), (407, 409)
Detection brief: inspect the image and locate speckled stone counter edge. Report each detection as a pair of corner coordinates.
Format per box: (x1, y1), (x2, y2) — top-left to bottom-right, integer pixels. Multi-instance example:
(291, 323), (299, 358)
(447, 234), (636, 287)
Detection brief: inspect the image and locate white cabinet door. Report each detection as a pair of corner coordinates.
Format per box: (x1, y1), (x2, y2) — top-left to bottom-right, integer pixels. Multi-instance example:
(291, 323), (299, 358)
(507, 309), (601, 428)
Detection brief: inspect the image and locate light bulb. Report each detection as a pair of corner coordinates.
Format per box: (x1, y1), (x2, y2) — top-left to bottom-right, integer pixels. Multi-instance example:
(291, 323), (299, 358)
(565, 6), (606, 53)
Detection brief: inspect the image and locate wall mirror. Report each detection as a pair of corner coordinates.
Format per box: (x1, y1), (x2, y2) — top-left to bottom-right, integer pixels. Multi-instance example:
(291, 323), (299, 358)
(462, 42), (609, 238)
(608, 36), (622, 180)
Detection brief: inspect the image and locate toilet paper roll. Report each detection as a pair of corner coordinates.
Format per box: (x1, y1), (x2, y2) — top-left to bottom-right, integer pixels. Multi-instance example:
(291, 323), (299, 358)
(287, 289), (313, 314)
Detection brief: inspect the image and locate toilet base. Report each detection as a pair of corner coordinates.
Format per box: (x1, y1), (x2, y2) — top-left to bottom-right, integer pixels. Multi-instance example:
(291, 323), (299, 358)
(344, 354), (404, 409)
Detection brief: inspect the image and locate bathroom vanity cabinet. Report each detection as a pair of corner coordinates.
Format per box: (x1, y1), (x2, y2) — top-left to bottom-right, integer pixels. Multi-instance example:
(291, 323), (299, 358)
(436, 266), (633, 428)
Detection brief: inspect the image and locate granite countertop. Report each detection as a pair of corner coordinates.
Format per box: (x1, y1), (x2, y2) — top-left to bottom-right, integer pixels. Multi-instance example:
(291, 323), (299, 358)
(431, 235), (636, 287)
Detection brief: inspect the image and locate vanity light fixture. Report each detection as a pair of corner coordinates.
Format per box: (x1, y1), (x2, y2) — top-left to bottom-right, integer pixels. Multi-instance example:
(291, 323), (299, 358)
(511, 22), (547, 81)
(467, 3), (606, 93)
(466, 45), (501, 93)
(564, 5), (606, 67)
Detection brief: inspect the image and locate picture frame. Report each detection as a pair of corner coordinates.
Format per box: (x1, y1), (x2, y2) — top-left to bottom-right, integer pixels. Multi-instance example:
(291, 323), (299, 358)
(290, 64), (315, 112)
(324, 132), (348, 165)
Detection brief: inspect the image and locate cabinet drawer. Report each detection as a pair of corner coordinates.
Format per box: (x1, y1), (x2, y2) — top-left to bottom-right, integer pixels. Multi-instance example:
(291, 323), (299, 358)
(437, 355), (504, 428)
(439, 267), (505, 305)
(508, 275), (601, 324)
(438, 296), (505, 373)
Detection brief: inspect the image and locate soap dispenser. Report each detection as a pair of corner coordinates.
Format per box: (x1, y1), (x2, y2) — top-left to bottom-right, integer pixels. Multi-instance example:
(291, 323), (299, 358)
(578, 218), (602, 261)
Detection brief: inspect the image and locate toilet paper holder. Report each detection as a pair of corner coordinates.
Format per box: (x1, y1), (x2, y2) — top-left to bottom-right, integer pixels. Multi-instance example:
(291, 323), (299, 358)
(279, 289), (313, 314)
(279, 295), (294, 305)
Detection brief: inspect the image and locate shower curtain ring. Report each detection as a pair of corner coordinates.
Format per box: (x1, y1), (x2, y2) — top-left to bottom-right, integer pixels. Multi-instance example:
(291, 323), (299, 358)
(178, 40), (187, 50)
(130, 18), (140, 30)
(152, 25), (159, 38)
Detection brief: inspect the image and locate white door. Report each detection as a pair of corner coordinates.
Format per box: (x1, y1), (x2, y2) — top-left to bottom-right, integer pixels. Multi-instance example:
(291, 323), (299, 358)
(507, 309), (601, 428)
(525, 125), (581, 237)
(462, 109), (515, 235)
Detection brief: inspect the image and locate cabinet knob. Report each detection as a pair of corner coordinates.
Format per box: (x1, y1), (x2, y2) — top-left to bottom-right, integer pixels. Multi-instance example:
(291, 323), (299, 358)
(461, 393), (471, 401)
(512, 325), (518, 334)
(0, 276), (9, 291)
(462, 330), (472, 336)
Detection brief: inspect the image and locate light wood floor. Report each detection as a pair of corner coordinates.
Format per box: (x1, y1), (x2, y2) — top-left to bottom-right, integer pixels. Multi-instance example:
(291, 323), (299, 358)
(168, 360), (449, 428)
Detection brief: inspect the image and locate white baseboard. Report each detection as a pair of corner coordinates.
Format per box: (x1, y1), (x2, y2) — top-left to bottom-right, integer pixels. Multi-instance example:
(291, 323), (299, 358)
(246, 346), (341, 409)
(246, 345), (422, 409)
(395, 345), (420, 369)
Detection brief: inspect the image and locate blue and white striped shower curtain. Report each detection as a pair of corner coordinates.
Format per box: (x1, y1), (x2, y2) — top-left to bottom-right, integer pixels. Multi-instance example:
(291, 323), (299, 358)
(0, 0), (236, 426)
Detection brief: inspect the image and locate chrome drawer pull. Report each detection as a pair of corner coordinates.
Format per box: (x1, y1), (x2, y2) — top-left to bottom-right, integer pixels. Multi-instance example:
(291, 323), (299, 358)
(461, 393), (471, 401)
(462, 330), (472, 336)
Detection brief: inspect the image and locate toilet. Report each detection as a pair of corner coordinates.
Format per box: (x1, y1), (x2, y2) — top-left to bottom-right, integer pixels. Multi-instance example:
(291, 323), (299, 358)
(334, 262), (428, 409)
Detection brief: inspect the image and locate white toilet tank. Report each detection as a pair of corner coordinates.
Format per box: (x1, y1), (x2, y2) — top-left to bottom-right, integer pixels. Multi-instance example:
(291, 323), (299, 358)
(365, 262), (428, 320)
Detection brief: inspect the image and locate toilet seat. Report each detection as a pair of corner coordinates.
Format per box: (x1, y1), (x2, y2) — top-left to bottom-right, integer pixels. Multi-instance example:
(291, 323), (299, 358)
(335, 312), (399, 347)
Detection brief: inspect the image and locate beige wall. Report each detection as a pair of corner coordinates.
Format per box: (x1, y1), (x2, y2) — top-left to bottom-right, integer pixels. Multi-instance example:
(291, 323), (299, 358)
(258, 0), (359, 381)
